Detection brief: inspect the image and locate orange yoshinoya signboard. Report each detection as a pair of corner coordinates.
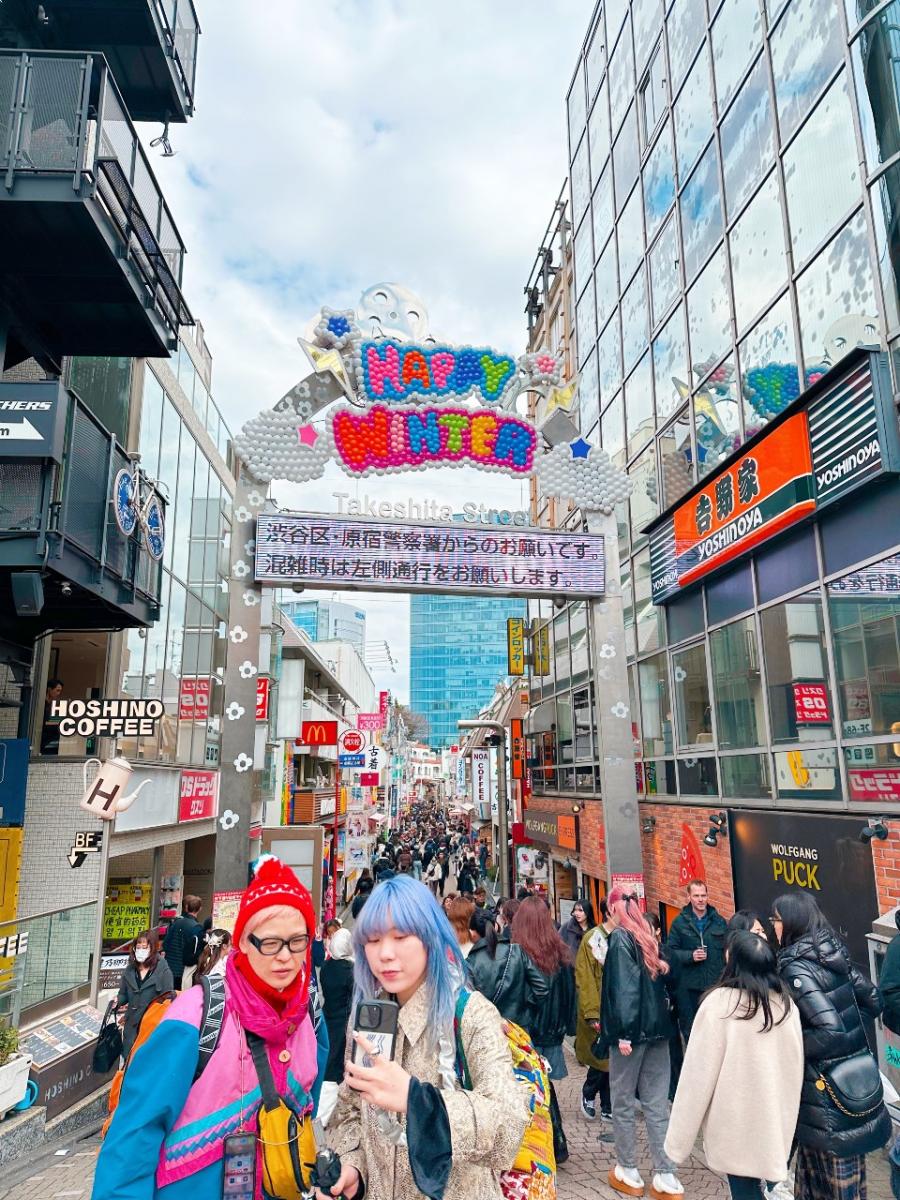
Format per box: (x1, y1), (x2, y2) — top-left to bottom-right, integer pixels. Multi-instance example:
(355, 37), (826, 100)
(653, 412), (815, 600)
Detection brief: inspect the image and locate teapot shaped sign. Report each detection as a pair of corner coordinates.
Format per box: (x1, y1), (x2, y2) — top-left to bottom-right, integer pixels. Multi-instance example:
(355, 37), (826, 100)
(80, 756), (151, 820)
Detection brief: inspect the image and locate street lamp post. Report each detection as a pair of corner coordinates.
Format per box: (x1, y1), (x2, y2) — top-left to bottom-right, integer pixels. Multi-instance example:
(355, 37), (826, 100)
(458, 719), (509, 897)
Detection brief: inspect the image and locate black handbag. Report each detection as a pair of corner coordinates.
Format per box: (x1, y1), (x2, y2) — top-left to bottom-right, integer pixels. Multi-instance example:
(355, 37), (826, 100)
(93, 1000), (123, 1073)
(817, 1051), (885, 1119)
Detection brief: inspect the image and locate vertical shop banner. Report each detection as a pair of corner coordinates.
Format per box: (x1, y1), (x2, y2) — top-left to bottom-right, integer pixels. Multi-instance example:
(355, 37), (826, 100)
(379, 690), (389, 719)
(730, 810), (878, 965)
(510, 718), (525, 780)
(178, 769), (219, 822)
(532, 623), (550, 675)
(178, 678), (210, 721)
(507, 618), (526, 676)
(471, 748), (492, 821)
(255, 677), (270, 721)
(792, 682), (830, 725)
(456, 752), (466, 797)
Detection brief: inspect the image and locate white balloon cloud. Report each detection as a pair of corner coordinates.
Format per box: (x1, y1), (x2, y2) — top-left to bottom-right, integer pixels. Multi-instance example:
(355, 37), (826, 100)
(535, 441), (634, 515)
(233, 406), (335, 484)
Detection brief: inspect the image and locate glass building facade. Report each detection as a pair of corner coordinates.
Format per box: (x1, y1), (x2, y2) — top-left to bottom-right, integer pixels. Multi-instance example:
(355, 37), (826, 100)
(551, 0), (900, 812)
(281, 599), (367, 651)
(410, 594), (527, 748)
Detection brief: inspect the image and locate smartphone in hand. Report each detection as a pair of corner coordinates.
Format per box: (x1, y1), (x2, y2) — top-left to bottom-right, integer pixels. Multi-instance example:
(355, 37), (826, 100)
(351, 999), (400, 1067)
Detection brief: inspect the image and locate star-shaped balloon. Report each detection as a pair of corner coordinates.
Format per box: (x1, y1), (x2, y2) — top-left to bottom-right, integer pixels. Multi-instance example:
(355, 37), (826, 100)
(297, 424), (319, 447)
(570, 437), (592, 459)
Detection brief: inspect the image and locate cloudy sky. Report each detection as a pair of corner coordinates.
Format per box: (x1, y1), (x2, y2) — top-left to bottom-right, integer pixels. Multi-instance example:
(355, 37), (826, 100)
(153, 1), (587, 702)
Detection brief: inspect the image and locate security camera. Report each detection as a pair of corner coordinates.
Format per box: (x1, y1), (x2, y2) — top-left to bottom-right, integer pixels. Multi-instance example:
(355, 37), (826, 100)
(860, 818), (890, 843)
(60, 581), (73, 598)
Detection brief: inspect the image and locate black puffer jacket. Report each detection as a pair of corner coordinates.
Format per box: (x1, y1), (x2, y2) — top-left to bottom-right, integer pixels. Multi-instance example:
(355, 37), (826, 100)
(778, 930), (891, 1156)
(529, 964), (576, 1048)
(468, 932), (550, 1031)
(598, 927), (674, 1050)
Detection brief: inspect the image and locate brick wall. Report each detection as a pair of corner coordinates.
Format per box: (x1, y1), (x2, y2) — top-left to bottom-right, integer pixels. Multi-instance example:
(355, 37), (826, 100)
(522, 796), (607, 881)
(640, 802), (735, 919)
(872, 819), (900, 911)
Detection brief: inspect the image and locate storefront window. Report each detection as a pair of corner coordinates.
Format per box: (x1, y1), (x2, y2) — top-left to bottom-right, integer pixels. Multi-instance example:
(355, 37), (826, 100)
(760, 594), (835, 742)
(635, 546), (666, 654)
(593, 164), (615, 260)
(644, 756), (678, 796)
(596, 238), (618, 328)
(828, 554), (900, 738)
(653, 305), (688, 426)
(659, 407), (694, 508)
(622, 274), (650, 376)
(554, 612), (571, 688)
(601, 390), (625, 463)
(570, 604), (590, 680)
(695, 357), (742, 479)
(650, 213), (681, 326)
(576, 283), (597, 367)
(614, 105), (641, 213)
(774, 746), (842, 801)
(678, 755), (718, 795)
(681, 144), (724, 284)
(598, 316), (623, 407)
(588, 78), (610, 168)
(625, 351), (654, 453)
(710, 616), (764, 748)
(852, 0), (900, 173)
(628, 444), (658, 546)
(618, 186), (645, 287)
(140, 371), (165, 475)
(571, 136), (590, 227)
(573, 687), (593, 759)
(69, 357), (133, 446)
(672, 642), (713, 746)
(845, 742), (900, 805)
(721, 753), (772, 799)
(609, 14), (636, 133)
(37, 632), (109, 757)
(739, 294), (799, 443)
(688, 246), (732, 378)
(644, 121), (676, 243)
(675, 43), (714, 178)
(639, 651), (673, 756)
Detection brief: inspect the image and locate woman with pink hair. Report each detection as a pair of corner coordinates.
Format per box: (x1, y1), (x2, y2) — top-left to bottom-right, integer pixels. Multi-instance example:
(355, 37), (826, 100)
(599, 889), (683, 1200)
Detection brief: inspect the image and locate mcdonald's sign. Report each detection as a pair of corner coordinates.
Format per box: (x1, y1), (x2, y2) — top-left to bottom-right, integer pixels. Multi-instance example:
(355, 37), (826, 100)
(300, 720), (338, 746)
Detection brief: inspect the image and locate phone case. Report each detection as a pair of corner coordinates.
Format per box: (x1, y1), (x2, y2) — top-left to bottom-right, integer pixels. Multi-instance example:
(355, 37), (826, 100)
(222, 1133), (256, 1200)
(352, 1000), (399, 1066)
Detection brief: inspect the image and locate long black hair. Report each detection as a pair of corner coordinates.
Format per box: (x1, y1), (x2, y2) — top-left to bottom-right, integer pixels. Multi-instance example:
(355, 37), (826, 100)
(712, 929), (792, 1031)
(773, 891), (832, 949)
(727, 908), (778, 954)
(575, 897), (596, 930)
(470, 907), (498, 958)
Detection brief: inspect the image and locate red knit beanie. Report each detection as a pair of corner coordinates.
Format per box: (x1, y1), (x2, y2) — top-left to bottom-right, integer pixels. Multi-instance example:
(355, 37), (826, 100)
(233, 855), (317, 948)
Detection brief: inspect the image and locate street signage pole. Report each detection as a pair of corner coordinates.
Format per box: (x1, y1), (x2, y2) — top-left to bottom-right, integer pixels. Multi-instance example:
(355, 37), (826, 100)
(458, 719), (509, 897)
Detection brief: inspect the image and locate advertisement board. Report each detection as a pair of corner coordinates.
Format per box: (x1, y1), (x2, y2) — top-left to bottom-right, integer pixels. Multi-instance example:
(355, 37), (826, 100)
(523, 809), (580, 851)
(102, 881), (152, 944)
(300, 720), (338, 746)
(793, 682), (831, 725)
(471, 749), (492, 817)
(178, 678), (210, 721)
(507, 618), (526, 676)
(178, 769), (219, 822)
(256, 677), (270, 721)
(730, 810), (878, 965)
(255, 513), (605, 599)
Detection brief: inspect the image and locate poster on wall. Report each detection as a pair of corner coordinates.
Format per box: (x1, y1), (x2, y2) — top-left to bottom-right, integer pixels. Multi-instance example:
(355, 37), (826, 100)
(211, 890), (244, 934)
(611, 872), (646, 911)
(102, 881), (152, 944)
(729, 810), (879, 965)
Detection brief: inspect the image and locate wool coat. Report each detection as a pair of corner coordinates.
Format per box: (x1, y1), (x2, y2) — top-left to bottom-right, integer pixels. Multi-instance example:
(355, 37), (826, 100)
(326, 984), (531, 1200)
(573, 926), (609, 1070)
(664, 986), (804, 1182)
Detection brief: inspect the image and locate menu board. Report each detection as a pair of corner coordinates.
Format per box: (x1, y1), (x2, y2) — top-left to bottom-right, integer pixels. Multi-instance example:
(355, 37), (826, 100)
(21, 1005), (105, 1068)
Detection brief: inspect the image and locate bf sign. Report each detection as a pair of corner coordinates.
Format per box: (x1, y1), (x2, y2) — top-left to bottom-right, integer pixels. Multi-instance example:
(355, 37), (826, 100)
(301, 720), (338, 747)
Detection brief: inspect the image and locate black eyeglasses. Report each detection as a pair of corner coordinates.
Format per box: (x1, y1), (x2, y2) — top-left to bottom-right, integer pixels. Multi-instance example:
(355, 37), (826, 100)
(248, 932), (310, 956)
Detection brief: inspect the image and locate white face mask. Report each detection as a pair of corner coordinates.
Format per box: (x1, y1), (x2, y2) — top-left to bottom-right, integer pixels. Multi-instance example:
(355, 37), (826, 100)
(134, 948), (151, 963)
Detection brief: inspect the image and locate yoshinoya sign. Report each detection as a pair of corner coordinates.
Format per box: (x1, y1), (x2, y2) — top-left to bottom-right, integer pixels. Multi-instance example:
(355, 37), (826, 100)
(650, 351), (900, 603)
(255, 513), (605, 599)
(50, 699), (164, 738)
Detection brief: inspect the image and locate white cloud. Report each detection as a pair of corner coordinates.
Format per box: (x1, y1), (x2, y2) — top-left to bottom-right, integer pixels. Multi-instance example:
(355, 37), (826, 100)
(149, 0), (587, 704)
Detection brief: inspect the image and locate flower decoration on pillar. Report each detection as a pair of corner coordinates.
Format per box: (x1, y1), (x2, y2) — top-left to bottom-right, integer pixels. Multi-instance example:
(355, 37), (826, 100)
(225, 702), (245, 721)
(238, 660), (258, 679)
(232, 560), (250, 579)
(234, 506), (252, 524)
(242, 589), (259, 607)
(535, 441), (633, 514)
(220, 807), (242, 826)
(610, 701), (629, 719)
(228, 625), (249, 644)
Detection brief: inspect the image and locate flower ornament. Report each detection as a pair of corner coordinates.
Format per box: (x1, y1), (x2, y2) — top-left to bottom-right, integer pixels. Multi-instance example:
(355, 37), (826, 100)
(246, 490), (264, 509)
(238, 660), (257, 679)
(535, 443), (633, 515)
(244, 538), (256, 556)
(314, 307), (359, 351)
(234, 506), (252, 524)
(520, 351), (563, 389)
(242, 589), (259, 607)
(225, 702), (245, 721)
(682, 757), (698, 768)
(674, 666), (688, 683)
(611, 701), (629, 719)
(229, 625), (249, 644)
(232, 560), (250, 580)
(232, 754), (252, 774)
(220, 807), (241, 828)
(598, 643), (617, 659)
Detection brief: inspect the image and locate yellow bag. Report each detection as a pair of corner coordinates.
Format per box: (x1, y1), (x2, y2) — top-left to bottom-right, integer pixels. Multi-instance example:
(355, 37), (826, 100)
(248, 1031), (317, 1200)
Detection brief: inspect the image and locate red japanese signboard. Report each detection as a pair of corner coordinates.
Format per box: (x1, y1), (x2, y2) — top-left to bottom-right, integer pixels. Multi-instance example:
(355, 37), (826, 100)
(339, 729), (366, 754)
(379, 690), (389, 718)
(510, 718), (525, 780)
(848, 768), (900, 802)
(301, 720), (338, 746)
(178, 678), (210, 721)
(256, 677), (270, 722)
(793, 682), (831, 725)
(179, 769), (219, 822)
(360, 772), (380, 786)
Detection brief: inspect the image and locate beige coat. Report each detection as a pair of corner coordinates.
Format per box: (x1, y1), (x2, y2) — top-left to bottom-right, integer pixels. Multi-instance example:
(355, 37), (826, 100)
(327, 985), (531, 1200)
(664, 986), (803, 1181)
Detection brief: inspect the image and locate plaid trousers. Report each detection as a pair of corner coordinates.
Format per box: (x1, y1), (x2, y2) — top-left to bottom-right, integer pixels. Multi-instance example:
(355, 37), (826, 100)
(795, 1145), (866, 1200)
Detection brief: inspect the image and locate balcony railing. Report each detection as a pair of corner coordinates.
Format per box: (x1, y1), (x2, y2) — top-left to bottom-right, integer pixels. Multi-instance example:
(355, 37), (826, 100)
(0, 49), (192, 342)
(152, 0), (199, 111)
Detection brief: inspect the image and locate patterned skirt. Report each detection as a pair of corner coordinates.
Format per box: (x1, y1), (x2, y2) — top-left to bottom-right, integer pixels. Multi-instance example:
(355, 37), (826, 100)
(794, 1145), (866, 1200)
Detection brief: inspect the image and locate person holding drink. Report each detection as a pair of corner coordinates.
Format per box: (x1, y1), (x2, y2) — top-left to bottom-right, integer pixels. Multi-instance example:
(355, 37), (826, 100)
(665, 880), (727, 1042)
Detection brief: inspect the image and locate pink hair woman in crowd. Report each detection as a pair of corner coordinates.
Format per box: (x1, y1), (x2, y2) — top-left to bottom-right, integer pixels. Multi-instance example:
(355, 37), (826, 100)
(599, 889), (683, 1200)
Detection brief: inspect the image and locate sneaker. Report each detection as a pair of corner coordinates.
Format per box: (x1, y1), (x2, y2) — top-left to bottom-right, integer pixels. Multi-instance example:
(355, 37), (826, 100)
(601, 1108), (613, 1121)
(609, 1165), (645, 1196)
(597, 1125), (615, 1144)
(650, 1172), (684, 1199)
(581, 1095), (597, 1120)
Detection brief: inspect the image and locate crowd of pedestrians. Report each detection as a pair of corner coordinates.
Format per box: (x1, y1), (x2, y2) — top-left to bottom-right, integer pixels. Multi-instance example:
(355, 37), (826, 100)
(92, 800), (898, 1200)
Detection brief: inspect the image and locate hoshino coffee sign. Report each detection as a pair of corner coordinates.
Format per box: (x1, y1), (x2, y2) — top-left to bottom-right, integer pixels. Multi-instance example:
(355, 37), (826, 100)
(51, 699), (164, 737)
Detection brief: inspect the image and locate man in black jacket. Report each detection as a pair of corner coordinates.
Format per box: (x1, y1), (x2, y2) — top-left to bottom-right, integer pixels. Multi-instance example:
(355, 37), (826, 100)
(162, 894), (204, 990)
(665, 880), (727, 1040)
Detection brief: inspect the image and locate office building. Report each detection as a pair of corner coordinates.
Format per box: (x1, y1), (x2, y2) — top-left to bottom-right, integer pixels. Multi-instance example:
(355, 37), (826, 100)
(527, 0), (900, 953)
(281, 598), (367, 652)
(410, 594), (527, 749)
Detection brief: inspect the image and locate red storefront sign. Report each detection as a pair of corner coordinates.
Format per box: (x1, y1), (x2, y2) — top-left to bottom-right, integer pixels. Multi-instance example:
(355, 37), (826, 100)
(301, 720), (338, 746)
(360, 772), (380, 786)
(510, 718), (525, 780)
(256, 677), (270, 721)
(178, 678), (210, 721)
(379, 690), (389, 718)
(179, 769), (219, 822)
(848, 768), (900, 801)
(793, 682), (830, 725)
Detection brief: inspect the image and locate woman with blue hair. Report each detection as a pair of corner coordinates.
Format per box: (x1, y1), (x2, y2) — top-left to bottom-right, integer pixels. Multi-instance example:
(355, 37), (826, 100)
(320, 875), (531, 1200)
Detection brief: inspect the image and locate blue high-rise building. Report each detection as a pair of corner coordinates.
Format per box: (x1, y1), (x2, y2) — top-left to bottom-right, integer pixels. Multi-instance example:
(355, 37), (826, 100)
(409, 594), (527, 749)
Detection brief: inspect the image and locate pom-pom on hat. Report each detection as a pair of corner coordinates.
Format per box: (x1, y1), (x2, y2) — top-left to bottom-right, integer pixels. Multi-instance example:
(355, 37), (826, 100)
(233, 854), (316, 948)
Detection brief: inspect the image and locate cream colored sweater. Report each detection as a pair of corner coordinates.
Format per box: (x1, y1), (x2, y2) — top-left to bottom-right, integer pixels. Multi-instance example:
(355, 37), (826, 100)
(665, 985), (803, 1181)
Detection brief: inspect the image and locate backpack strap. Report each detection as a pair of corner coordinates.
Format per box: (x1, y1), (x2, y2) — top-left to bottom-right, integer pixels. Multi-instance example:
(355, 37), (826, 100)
(246, 1030), (281, 1111)
(453, 989), (473, 1090)
(193, 972), (226, 1082)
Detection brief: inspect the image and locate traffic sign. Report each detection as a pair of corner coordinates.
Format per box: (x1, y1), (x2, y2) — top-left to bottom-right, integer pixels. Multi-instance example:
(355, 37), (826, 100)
(339, 753), (366, 768)
(339, 729), (367, 755)
(68, 829), (103, 868)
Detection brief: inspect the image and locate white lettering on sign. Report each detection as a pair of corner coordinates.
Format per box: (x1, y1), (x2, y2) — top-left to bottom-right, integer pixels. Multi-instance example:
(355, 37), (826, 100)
(769, 843), (819, 860)
(695, 506), (763, 561)
(0, 932), (28, 957)
(815, 438), (880, 489)
(52, 698), (164, 738)
(0, 400), (52, 411)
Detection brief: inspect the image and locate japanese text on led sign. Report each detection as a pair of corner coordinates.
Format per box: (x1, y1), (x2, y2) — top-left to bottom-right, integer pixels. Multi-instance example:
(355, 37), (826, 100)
(255, 513), (606, 599)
